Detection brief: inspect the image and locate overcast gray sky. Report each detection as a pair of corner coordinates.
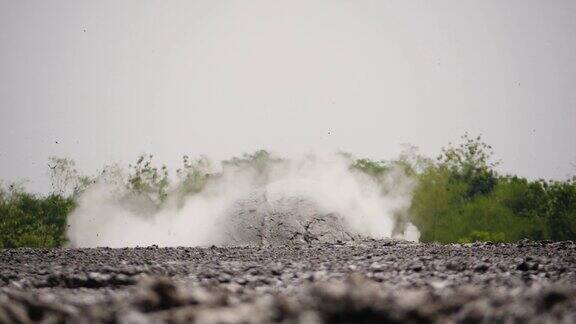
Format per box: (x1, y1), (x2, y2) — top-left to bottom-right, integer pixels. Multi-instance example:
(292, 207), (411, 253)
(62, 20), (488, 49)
(1, 0), (575, 193)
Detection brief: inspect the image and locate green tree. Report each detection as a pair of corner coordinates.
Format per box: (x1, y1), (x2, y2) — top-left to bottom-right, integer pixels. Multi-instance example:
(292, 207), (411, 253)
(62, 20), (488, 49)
(47, 156), (92, 197)
(126, 154), (170, 206)
(545, 180), (576, 241)
(0, 184), (73, 248)
(176, 155), (211, 197)
(439, 134), (499, 198)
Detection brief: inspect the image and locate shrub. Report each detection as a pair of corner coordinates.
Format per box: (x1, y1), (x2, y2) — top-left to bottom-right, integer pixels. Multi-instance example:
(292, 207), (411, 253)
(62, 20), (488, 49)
(410, 135), (576, 243)
(0, 185), (73, 248)
(1, 138), (575, 248)
(126, 154), (170, 206)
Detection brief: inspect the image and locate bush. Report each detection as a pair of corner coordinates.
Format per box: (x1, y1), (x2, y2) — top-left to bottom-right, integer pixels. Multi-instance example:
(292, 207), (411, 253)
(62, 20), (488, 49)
(176, 155), (210, 196)
(545, 180), (576, 241)
(409, 135), (576, 243)
(1, 138), (575, 248)
(126, 154), (170, 206)
(0, 185), (74, 248)
(458, 231), (506, 243)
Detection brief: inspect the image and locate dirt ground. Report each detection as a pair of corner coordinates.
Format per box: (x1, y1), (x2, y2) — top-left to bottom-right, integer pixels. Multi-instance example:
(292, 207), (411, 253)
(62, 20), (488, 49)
(1, 240), (576, 323)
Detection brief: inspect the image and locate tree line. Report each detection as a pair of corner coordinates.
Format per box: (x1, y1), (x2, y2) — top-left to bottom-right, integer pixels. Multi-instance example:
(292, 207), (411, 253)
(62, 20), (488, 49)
(1, 134), (575, 247)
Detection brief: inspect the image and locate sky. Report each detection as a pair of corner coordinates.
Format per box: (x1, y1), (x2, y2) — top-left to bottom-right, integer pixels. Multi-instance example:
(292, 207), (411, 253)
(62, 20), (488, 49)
(1, 0), (575, 193)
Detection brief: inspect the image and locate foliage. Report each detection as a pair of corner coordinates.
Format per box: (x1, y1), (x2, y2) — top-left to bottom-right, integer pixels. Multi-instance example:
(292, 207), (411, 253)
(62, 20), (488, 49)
(1, 137), (576, 248)
(409, 135), (576, 243)
(458, 231), (506, 244)
(47, 156), (93, 198)
(544, 179), (576, 241)
(222, 150), (284, 186)
(0, 184), (73, 248)
(126, 154), (170, 206)
(438, 133), (499, 198)
(352, 158), (391, 177)
(222, 150), (282, 172)
(350, 145), (431, 179)
(176, 155), (211, 196)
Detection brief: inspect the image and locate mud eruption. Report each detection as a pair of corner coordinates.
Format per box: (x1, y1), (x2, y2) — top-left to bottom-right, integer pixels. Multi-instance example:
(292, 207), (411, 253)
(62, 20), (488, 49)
(222, 190), (360, 246)
(67, 153), (419, 247)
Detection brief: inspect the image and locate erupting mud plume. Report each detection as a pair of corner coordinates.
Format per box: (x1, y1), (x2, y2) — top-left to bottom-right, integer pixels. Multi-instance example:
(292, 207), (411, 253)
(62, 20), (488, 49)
(67, 152), (419, 247)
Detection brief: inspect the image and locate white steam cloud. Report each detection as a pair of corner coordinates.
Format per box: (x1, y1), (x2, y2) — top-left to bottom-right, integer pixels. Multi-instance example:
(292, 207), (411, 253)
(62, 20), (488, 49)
(67, 153), (419, 247)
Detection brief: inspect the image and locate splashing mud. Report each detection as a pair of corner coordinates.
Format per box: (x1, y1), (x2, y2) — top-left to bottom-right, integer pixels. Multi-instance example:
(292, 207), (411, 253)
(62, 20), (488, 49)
(67, 153), (419, 247)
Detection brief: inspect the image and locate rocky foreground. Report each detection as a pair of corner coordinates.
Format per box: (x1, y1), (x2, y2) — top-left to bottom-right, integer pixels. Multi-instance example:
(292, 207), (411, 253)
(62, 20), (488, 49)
(1, 240), (576, 323)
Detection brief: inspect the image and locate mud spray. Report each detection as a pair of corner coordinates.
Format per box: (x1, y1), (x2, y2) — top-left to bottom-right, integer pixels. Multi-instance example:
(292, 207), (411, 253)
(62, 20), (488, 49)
(67, 153), (420, 247)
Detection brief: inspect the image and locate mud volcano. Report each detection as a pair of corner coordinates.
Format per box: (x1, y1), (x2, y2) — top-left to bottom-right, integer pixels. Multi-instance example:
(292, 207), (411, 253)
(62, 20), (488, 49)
(221, 188), (360, 246)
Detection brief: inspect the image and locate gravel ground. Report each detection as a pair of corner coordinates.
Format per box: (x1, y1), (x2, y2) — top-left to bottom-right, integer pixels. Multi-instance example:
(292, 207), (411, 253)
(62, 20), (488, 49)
(1, 240), (576, 323)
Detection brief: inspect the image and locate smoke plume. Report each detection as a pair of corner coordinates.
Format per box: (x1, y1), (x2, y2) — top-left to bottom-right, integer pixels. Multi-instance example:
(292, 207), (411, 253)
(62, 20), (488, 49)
(67, 152), (419, 247)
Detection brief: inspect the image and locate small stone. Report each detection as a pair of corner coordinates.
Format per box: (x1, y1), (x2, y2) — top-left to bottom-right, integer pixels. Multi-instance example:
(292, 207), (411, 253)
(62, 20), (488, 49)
(517, 262), (530, 272)
(474, 263), (490, 273)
